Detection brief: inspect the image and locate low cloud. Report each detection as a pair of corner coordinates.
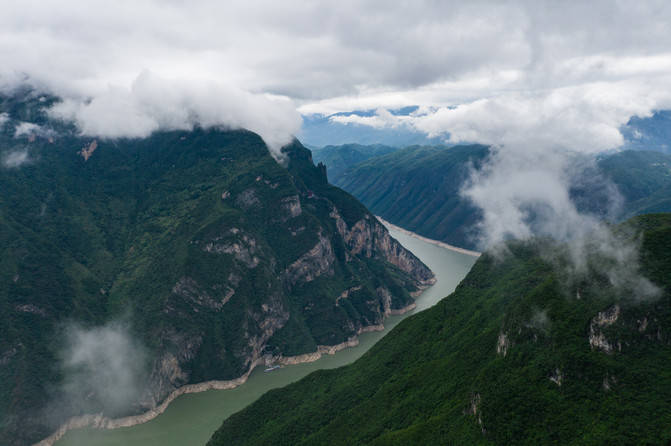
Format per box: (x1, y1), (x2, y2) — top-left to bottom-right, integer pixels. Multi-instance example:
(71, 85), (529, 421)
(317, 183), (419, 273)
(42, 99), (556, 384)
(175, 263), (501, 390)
(56, 321), (148, 416)
(2, 149), (31, 168)
(14, 121), (40, 137)
(48, 71), (301, 160)
(339, 82), (667, 299)
(329, 108), (414, 130)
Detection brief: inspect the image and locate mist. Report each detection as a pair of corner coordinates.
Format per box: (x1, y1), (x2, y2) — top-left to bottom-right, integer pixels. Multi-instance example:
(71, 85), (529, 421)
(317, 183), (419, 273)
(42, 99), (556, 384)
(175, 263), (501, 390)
(55, 321), (148, 417)
(2, 148), (30, 168)
(460, 144), (660, 300)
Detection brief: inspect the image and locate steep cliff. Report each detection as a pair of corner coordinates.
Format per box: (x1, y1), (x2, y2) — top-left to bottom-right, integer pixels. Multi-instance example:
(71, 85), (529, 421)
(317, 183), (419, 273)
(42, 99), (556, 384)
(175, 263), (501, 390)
(0, 92), (433, 445)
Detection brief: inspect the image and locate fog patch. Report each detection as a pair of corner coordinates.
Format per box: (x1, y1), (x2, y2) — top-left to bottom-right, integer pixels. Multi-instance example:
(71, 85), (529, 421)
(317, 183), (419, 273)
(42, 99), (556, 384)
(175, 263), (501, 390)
(56, 321), (148, 417)
(14, 121), (41, 137)
(529, 309), (550, 331)
(2, 148), (31, 168)
(462, 145), (659, 301)
(13, 120), (56, 138)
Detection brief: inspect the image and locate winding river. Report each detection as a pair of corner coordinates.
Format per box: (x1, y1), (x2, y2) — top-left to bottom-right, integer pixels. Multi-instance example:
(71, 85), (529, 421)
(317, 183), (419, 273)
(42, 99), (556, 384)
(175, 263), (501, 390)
(56, 226), (478, 446)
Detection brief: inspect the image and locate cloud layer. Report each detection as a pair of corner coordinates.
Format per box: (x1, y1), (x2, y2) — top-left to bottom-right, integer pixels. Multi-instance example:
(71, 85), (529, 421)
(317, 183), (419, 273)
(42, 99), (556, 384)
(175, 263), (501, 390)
(2, 1), (671, 150)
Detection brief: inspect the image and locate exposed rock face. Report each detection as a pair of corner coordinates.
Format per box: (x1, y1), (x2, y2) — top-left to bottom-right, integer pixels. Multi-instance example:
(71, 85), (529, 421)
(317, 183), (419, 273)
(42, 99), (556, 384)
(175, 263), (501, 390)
(549, 368), (563, 386)
(335, 285), (362, 304)
(203, 230), (260, 268)
(78, 140), (97, 161)
(330, 208), (435, 287)
(285, 233), (335, 285)
(280, 195), (302, 219)
(467, 393), (484, 431)
(235, 188), (260, 209)
(171, 277), (234, 310)
(589, 304), (620, 353)
(496, 332), (510, 356)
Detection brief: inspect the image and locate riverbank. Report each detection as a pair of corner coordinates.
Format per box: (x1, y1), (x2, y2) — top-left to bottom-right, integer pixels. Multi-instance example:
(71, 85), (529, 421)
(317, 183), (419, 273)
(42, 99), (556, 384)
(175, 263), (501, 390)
(36, 298), (423, 445)
(376, 217), (481, 257)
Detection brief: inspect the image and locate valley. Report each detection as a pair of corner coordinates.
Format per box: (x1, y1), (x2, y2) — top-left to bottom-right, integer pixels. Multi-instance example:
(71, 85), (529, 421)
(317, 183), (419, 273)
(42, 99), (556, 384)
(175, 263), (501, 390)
(3, 5), (671, 444)
(53, 226), (477, 446)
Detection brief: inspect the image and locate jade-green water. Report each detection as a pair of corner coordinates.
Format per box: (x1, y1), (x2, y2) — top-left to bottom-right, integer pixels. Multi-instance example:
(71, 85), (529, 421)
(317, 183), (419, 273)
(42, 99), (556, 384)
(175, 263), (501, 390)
(56, 228), (477, 446)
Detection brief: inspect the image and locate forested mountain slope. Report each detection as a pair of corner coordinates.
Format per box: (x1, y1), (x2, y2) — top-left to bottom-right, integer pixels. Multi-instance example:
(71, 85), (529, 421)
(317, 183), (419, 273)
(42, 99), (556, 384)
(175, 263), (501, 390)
(209, 213), (671, 446)
(0, 92), (433, 445)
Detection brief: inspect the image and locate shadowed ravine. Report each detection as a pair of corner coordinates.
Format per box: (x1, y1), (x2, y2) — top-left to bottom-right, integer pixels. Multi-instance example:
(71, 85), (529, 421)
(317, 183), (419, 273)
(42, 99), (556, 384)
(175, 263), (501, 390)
(53, 226), (477, 446)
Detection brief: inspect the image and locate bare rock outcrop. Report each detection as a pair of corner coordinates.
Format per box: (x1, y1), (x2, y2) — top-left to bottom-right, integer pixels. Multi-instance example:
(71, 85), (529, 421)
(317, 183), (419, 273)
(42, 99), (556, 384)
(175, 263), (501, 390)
(329, 208), (434, 287)
(285, 232), (335, 285)
(280, 195), (302, 219)
(589, 304), (620, 353)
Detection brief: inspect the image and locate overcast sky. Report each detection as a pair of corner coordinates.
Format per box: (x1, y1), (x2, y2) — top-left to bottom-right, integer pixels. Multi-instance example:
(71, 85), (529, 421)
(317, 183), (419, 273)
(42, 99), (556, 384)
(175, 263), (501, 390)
(2, 0), (671, 151)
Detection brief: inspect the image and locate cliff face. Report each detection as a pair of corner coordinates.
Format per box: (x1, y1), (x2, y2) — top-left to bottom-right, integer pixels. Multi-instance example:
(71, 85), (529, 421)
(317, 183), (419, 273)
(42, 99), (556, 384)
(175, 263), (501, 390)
(0, 94), (433, 446)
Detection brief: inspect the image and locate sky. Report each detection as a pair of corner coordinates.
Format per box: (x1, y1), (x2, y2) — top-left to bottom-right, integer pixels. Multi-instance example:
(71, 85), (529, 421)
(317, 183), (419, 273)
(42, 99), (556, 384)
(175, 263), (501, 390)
(1, 0), (671, 151)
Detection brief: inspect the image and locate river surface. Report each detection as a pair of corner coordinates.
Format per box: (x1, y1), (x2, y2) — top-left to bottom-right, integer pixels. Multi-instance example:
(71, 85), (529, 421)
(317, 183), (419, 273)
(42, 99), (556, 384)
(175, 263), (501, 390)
(56, 227), (477, 446)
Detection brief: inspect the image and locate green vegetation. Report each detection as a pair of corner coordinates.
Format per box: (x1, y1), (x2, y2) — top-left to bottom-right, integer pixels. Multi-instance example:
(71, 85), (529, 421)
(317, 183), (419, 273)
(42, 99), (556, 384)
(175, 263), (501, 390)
(0, 93), (430, 445)
(209, 214), (671, 445)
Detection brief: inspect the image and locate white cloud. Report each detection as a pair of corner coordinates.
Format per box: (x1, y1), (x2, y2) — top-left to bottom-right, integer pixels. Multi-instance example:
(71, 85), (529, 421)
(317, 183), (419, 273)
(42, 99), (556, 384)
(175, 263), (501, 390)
(58, 321), (148, 414)
(13, 121), (41, 137)
(329, 108), (414, 130)
(1, 2), (669, 154)
(2, 149), (30, 168)
(49, 71), (301, 158)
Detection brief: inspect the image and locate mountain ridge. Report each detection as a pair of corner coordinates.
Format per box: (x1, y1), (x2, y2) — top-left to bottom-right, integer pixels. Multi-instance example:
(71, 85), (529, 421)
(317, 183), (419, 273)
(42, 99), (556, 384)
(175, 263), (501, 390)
(0, 92), (433, 446)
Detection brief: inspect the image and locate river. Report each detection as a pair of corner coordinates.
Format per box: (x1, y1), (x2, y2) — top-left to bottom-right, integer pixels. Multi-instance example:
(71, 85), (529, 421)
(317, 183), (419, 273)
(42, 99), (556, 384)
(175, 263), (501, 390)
(56, 227), (478, 446)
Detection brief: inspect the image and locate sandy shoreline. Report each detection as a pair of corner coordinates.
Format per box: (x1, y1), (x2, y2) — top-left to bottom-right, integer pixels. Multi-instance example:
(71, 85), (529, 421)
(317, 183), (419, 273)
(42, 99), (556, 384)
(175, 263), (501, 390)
(377, 216), (481, 257)
(34, 299), (421, 446)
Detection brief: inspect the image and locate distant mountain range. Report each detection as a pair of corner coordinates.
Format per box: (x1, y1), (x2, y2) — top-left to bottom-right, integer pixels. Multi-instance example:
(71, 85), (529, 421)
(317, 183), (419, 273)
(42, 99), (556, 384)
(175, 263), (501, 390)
(314, 144), (671, 250)
(0, 91), (432, 446)
(208, 213), (671, 445)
